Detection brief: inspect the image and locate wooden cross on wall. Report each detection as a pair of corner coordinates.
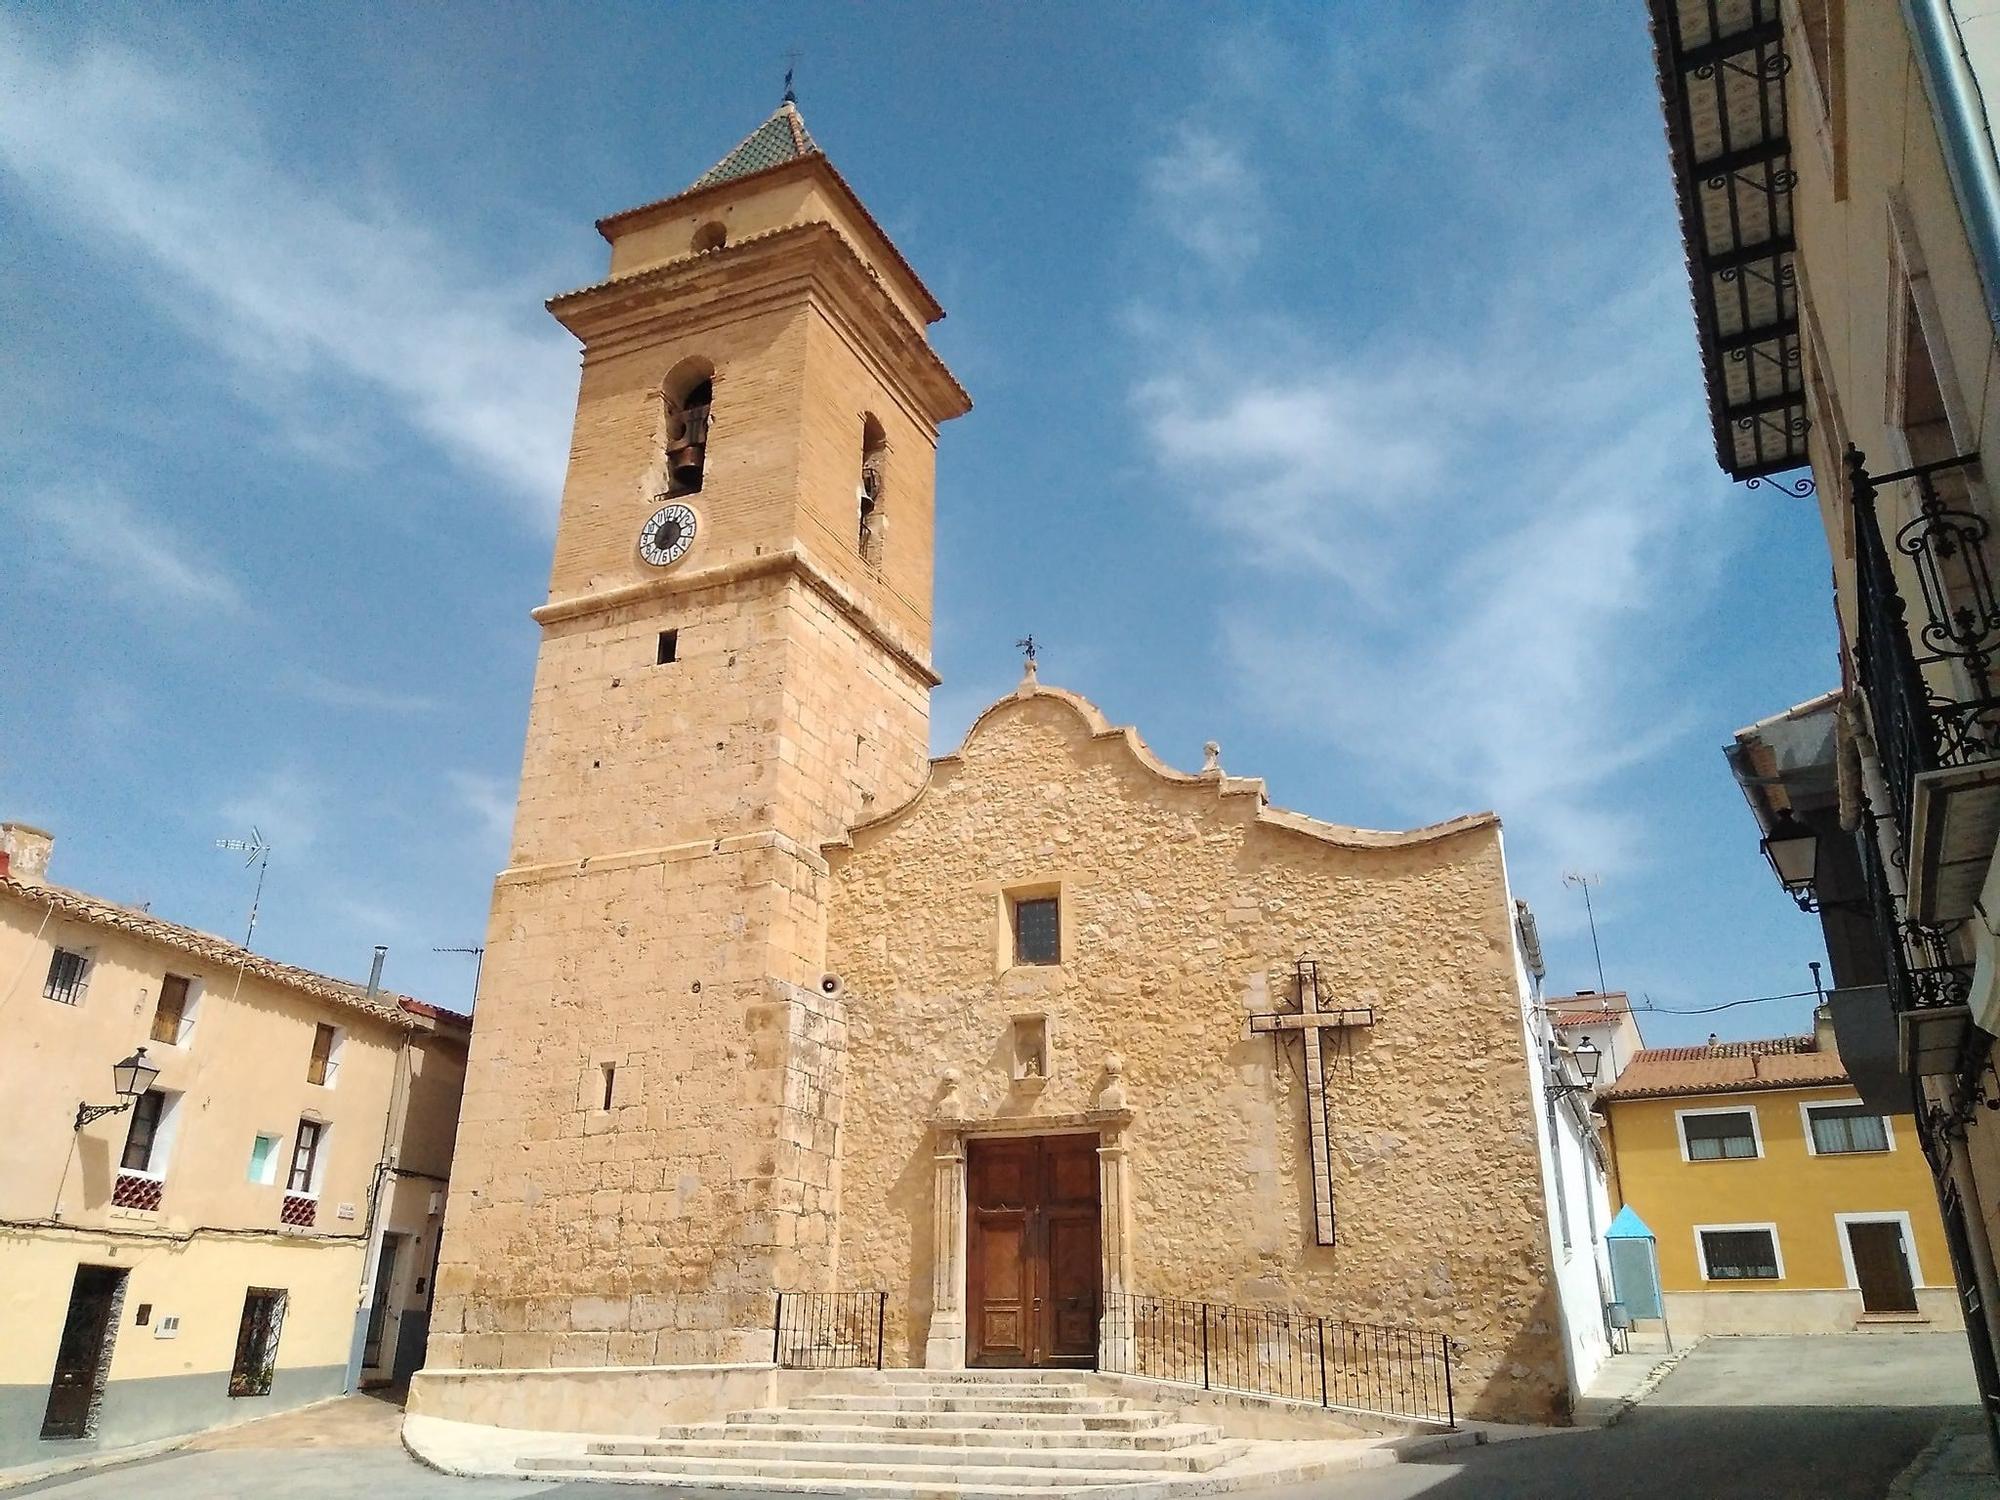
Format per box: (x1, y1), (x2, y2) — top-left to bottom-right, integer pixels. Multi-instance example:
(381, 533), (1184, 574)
(1248, 959), (1375, 1246)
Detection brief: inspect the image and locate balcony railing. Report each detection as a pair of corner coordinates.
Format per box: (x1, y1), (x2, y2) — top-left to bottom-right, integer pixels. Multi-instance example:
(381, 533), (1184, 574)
(1851, 448), (2000, 820)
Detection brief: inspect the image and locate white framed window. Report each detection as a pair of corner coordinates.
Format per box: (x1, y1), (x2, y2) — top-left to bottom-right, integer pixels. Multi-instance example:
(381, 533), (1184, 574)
(43, 947), (91, 1005)
(1695, 1222), (1785, 1281)
(1677, 1105), (1764, 1162)
(1834, 1211), (1926, 1290)
(119, 1089), (182, 1178)
(1801, 1099), (1893, 1156)
(247, 1133), (282, 1186)
(287, 1118), (328, 1196)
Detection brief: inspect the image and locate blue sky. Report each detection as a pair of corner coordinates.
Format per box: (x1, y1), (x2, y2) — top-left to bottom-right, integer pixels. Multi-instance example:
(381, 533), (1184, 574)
(0, 3), (1837, 1041)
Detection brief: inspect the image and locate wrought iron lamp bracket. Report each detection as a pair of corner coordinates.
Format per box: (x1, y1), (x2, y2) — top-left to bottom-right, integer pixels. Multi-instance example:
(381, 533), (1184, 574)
(74, 1099), (131, 1132)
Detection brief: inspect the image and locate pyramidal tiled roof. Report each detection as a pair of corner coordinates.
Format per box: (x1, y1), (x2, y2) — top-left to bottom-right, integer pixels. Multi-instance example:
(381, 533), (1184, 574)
(689, 100), (822, 192)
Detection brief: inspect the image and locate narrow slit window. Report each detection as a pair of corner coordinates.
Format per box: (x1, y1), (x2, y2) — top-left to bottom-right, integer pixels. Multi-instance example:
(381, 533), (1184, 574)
(657, 629), (678, 665)
(601, 1062), (616, 1112)
(858, 415), (886, 561)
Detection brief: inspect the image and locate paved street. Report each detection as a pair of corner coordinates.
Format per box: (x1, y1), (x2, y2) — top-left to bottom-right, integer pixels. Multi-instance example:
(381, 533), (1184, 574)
(7, 1335), (1984, 1499)
(1264, 1334), (1985, 1500)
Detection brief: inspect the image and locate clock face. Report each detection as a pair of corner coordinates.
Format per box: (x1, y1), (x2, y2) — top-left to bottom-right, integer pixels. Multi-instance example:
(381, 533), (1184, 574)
(638, 503), (697, 567)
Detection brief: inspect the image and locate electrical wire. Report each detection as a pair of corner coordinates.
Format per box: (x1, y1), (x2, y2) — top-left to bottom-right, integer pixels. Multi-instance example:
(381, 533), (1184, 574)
(1539, 987), (1821, 1017)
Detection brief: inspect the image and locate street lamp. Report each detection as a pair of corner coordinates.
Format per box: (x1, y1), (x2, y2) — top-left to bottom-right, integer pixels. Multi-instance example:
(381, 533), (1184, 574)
(75, 1047), (160, 1132)
(1759, 807), (1821, 912)
(1548, 1038), (1602, 1100)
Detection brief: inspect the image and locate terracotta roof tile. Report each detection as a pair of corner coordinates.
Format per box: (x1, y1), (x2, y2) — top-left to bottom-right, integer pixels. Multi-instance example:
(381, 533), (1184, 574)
(3, 877), (419, 1029)
(1597, 1034), (1846, 1100)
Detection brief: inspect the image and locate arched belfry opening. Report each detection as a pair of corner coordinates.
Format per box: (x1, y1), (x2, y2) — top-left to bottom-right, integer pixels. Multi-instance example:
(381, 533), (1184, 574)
(858, 413), (887, 562)
(661, 358), (715, 498)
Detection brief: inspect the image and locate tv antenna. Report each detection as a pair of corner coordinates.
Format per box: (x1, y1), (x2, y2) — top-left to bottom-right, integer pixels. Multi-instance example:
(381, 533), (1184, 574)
(432, 945), (486, 1007)
(215, 828), (272, 948)
(1562, 872), (1608, 993)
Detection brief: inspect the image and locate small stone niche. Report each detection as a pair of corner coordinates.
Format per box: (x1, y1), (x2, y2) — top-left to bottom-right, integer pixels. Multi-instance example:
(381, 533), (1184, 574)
(1011, 1013), (1050, 1088)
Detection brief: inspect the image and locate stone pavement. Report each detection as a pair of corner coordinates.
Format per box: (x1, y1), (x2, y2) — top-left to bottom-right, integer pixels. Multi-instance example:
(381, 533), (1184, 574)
(1253, 1333), (1989, 1500)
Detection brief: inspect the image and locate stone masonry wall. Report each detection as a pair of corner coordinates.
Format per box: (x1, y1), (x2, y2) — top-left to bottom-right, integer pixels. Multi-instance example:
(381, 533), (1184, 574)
(825, 687), (1568, 1424)
(435, 174), (952, 1369)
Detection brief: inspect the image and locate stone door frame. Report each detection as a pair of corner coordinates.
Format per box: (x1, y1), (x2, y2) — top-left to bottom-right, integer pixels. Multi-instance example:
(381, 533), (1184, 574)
(925, 1106), (1135, 1370)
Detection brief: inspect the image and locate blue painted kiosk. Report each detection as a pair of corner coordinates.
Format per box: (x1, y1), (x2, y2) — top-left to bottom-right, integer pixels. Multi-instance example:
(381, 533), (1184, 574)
(1606, 1205), (1673, 1351)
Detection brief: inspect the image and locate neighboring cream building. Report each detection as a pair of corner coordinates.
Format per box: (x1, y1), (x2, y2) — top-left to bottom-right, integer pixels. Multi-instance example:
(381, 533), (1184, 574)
(1646, 0), (2000, 1449)
(0, 823), (467, 1469)
(1599, 1029), (1954, 1336)
(422, 96), (1597, 1437)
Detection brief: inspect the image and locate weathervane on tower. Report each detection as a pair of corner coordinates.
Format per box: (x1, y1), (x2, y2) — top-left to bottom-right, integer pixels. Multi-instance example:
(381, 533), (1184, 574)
(783, 48), (801, 104)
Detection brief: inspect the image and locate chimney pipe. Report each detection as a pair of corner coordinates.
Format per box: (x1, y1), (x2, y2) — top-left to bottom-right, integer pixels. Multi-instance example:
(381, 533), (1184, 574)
(365, 946), (387, 1001)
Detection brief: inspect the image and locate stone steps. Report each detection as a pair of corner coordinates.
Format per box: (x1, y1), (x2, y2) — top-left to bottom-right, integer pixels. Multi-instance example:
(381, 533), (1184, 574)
(789, 1392), (1135, 1414)
(728, 1404), (1169, 1432)
(558, 1435), (1245, 1472)
(507, 1371), (1357, 1496)
(659, 1420), (1212, 1450)
(519, 1451), (1233, 1488)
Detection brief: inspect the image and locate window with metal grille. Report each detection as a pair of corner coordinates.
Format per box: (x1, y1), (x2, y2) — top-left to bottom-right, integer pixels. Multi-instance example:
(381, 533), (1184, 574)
(151, 975), (191, 1045)
(288, 1119), (323, 1194)
(228, 1288), (287, 1397)
(1013, 897), (1060, 966)
(120, 1091), (167, 1173)
(43, 948), (89, 1004)
(1807, 1104), (1889, 1155)
(306, 1024), (339, 1086)
(1699, 1228), (1781, 1280)
(1681, 1109), (1759, 1160)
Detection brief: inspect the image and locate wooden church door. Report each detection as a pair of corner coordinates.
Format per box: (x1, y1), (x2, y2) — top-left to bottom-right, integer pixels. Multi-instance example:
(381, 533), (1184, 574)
(966, 1134), (1101, 1367)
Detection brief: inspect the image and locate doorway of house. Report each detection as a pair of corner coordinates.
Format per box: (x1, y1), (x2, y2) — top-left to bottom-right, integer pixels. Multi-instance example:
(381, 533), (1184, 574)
(362, 1234), (402, 1374)
(1847, 1219), (1920, 1314)
(966, 1133), (1100, 1368)
(40, 1264), (128, 1440)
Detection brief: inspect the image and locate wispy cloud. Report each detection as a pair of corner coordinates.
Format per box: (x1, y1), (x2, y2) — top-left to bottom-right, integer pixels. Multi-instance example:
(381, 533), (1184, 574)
(1141, 124), (1265, 273)
(449, 769), (516, 848)
(0, 18), (574, 523)
(13, 482), (244, 614)
(289, 669), (439, 716)
(1128, 16), (1725, 884)
(219, 767), (325, 854)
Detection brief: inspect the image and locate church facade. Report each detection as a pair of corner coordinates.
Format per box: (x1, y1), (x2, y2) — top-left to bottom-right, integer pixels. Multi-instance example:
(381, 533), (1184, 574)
(423, 101), (1573, 1427)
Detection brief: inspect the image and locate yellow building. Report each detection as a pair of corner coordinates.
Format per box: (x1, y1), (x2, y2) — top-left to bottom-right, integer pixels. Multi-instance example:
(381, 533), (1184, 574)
(0, 822), (467, 1471)
(1599, 1029), (1955, 1336)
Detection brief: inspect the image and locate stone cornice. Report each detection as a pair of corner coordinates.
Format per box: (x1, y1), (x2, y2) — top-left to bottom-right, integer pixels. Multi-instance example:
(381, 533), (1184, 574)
(530, 546), (940, 689)
(549, 221), (970, 427)
(824, 676), (1500, 857)
(495, 827), (829, 891)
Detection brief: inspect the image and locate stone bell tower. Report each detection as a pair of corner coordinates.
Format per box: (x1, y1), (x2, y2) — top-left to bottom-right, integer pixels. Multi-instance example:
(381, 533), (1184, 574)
(429, 98), (970, 1369)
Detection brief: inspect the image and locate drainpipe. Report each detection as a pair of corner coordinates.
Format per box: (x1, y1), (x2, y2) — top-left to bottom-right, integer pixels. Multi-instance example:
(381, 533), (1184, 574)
(1904, 0), (2000, 332)
(346, 947), (408, 1392)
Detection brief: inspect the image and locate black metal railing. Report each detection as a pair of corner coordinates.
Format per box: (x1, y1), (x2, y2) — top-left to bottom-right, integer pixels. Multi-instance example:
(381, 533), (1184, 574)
(772, 1290), (886, 1370)
(1850, 446), (1999, 831)
(1099, 1293), (1455, 1427)
(1855, 810), (1974, 1018)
